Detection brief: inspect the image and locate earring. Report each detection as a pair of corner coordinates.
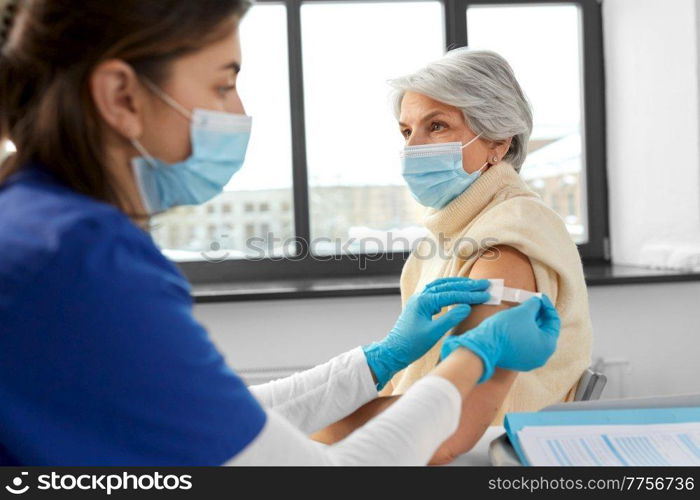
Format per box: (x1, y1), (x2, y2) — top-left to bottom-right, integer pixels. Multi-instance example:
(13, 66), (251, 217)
(492, 155), (499, 163)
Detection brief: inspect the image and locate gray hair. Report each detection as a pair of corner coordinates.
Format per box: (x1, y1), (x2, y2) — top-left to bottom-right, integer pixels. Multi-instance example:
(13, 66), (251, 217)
(388, 48), (533, 171)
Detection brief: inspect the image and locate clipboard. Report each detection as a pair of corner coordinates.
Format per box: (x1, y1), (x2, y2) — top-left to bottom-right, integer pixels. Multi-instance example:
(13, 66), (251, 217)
(489, 392), (700, 466)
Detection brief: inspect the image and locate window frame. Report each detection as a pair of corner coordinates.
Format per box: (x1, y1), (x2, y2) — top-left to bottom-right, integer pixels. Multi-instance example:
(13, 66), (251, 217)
(178, 0), (609, 285)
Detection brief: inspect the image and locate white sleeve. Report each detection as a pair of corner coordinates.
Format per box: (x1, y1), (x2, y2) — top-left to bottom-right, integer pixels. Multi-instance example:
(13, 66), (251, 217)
(247, 346), (378, 434)
(226, 375), (462, 466)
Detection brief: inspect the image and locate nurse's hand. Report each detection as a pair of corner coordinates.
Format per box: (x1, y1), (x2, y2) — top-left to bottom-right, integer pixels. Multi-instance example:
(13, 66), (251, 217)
(362, 277), (491, 390)
(440, 295), (560, 384)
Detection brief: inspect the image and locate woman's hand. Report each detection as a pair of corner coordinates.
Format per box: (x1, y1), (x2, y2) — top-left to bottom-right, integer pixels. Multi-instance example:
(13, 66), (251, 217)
(440, 295), (560, 384)
(362, 278), (491, 390)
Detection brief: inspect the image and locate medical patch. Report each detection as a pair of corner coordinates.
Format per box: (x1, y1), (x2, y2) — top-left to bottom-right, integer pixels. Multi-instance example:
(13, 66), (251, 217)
(484, 278), (542, 305)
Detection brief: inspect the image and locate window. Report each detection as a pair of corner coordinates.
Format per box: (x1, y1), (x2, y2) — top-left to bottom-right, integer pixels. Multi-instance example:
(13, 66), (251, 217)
(169, 226), (180, 248)
(151, 3), (295, 262)
(172, 0), (607, 285)
(467, 3), (588, 243)
(245, 224), (256, 241)
(567, 191), (576, 219)
(301, 1), (444, 255)
(551, 194), (560, 214)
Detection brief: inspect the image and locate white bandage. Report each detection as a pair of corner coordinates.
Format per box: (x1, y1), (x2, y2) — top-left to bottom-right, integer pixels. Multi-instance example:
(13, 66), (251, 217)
(484, 279), (542, 305)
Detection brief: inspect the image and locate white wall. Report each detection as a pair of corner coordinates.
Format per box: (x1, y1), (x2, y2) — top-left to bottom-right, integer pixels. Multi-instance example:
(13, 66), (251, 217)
(604, 0), (700, 267)
(195, 295), (400, 384)
(195, 281), (700, 400)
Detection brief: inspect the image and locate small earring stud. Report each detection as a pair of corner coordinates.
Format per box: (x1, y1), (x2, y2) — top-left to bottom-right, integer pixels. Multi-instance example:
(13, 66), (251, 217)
(492, 156), (498, 163)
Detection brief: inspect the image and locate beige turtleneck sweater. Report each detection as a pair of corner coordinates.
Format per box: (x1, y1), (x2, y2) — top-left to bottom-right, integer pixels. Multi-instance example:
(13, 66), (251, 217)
(380, 160), (593, 425)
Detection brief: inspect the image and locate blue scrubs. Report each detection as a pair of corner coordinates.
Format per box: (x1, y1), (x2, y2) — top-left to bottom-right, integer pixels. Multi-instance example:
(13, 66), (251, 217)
(0, 162), (266, 465)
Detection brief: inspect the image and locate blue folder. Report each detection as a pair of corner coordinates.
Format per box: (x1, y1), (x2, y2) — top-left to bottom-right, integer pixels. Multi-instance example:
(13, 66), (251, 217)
(504, 406), (700, 466)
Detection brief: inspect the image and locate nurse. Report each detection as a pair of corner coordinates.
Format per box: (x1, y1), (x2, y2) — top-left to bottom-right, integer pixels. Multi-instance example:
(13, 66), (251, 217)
(0, 0), (560, 465)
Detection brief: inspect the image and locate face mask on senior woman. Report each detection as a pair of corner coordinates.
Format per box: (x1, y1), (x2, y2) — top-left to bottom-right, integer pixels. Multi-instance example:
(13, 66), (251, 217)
(400, 133), (490, 210)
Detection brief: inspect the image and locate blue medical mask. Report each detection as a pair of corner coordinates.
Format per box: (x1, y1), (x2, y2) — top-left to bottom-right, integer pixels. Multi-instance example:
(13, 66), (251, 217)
(130, 78), (252, 215)
(400, 133), (488, 209)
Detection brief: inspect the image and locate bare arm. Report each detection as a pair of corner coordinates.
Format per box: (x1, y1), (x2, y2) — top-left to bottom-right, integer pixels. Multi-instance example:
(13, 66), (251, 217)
(429, 244), (536, 464)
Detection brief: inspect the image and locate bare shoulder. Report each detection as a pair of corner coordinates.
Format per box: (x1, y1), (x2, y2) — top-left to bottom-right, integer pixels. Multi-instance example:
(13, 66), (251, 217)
(470, 245), (536, 293)
(453, 245), (536, 334)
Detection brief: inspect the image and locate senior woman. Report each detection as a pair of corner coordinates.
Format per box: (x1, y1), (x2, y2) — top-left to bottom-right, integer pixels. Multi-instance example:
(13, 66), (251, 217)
(312, 48), (592, 464)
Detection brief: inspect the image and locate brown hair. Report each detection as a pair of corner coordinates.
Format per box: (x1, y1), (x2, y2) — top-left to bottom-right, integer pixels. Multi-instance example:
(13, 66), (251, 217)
(0, 0), (251, 212)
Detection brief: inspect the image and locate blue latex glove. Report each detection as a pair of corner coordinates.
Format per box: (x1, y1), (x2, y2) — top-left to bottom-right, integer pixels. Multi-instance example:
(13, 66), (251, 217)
(440, 295), (560, 384)
(362, 277), (491, 391)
